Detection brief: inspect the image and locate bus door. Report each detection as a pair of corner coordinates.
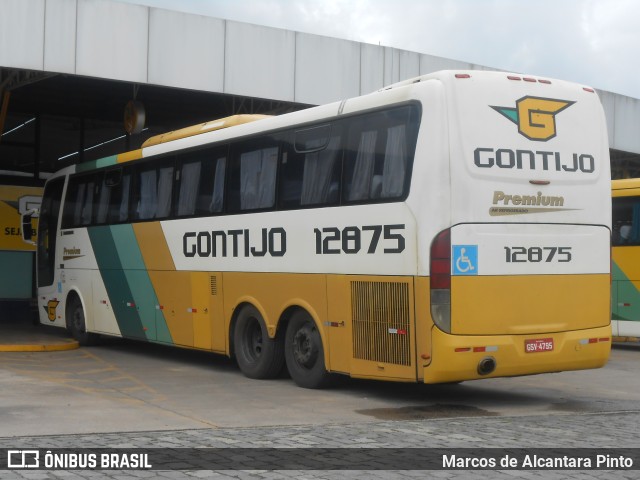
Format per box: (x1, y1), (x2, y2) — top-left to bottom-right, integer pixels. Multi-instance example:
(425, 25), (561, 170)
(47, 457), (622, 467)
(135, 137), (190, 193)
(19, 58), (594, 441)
(35, 177), (66, 327)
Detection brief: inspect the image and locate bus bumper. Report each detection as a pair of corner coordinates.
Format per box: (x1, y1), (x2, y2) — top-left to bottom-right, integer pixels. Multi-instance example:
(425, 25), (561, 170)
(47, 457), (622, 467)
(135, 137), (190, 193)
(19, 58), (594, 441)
(423, 324), (612, 384)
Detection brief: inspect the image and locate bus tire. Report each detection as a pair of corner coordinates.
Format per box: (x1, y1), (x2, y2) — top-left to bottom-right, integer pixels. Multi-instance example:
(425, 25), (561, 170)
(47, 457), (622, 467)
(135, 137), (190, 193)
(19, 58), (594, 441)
(66, 295), (99, 346)
(233, 305), (284, 379)
(285, 310), (331, 389)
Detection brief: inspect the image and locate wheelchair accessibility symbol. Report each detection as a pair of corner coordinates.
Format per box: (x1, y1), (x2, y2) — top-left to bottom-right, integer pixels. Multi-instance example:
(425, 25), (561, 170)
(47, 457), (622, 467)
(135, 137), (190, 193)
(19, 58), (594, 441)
(452, 245), (478, 275)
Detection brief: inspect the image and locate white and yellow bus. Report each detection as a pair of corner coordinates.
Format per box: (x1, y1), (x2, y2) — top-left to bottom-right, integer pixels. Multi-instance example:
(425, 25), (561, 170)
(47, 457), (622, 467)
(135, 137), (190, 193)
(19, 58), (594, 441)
(612, 178), (640, 338)
(25, 70), (612, 388)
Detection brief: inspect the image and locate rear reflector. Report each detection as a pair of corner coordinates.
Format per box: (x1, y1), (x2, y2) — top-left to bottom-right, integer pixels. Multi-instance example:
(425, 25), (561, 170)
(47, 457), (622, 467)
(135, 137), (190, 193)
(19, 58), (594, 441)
(456, 346), (498, 353)
(579, 337), (610, 345)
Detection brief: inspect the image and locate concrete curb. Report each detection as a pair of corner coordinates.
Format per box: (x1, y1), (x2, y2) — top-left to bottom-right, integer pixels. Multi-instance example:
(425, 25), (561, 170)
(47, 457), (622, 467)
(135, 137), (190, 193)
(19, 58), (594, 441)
(0, 339), (79, 352)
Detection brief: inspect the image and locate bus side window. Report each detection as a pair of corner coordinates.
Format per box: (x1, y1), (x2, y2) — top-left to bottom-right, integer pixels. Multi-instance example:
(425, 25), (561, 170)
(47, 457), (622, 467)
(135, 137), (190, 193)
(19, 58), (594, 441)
(210, 157), (226, 213)
(280, 124), (341, 209)
(105, 171), (131, 223)
(342, 106), (418, 204)
(132, 161), (174, 221)
(62, 179), (82, 227)
(380, 124), (408, 199)
(62, 174), (98, 228)
(177, 160), (201, 216)
(346, 129), (377, 202)
(612, 196), (640, 246)
(136, 168), (158, 220)
(156, 166), (174, 218)
(95, 169), (120, 224)
(228, 138), (279, 212)
(176, 147), (227, 217)
(81, 179), (96, 225)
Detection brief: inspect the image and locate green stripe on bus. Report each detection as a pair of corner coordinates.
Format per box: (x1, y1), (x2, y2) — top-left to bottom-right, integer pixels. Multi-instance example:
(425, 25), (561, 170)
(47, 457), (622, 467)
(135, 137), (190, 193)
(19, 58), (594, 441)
(88, 226), (146, 339)
(612, 260), (627, 283)
(76, 155), (118, 173)
(109, 225), (173, 344)
(88, 225), (172, 343)
(612, 260), (640, 323)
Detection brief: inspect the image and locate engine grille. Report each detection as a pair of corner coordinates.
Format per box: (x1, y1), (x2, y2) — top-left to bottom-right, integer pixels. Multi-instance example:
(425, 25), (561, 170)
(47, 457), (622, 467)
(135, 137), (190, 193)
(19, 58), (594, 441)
(351, 281), (411, 366)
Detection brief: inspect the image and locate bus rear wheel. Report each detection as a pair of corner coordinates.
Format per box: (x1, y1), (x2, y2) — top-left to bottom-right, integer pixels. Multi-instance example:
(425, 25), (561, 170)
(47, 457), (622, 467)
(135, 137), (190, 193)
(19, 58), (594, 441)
(66, 295), (99, 346)
(285, 310), (331, 389)
(233, 305), (284, 379)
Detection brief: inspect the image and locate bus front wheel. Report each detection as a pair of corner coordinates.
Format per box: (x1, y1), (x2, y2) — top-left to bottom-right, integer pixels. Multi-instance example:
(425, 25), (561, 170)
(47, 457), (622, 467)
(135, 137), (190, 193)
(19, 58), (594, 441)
(285, 310), (331, 389)
(233, 305), (284, 379)
(66, 295), (99, 346)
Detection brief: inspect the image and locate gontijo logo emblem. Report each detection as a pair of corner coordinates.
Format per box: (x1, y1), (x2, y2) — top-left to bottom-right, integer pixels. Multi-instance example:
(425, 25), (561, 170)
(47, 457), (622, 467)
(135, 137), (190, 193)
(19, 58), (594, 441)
(491, 96), (575, 141)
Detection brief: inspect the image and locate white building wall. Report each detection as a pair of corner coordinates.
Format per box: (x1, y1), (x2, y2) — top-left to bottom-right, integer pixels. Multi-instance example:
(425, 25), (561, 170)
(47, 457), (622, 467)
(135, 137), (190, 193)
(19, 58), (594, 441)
(0, 0), (639, 154)
(148, 9), (225, 92)
(383, 47), (401, 86)
(420, 53), (476, 74)
(225, 21), (295, 101)
(359, 44), (384, 95)
(44, 0), (77, 74)
(399, 51), (420, 81)
(0, 0), (45, 71)
(598, 91), (617, 149)
(294, 33), (360, 105)
(612, 95), (640, 154)
(76, 0), (148, 83)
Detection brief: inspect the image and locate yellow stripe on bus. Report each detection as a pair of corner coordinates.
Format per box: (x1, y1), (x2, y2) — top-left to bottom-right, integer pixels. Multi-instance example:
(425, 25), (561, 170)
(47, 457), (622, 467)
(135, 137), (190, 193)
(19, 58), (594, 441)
(117, 149), (143, 163)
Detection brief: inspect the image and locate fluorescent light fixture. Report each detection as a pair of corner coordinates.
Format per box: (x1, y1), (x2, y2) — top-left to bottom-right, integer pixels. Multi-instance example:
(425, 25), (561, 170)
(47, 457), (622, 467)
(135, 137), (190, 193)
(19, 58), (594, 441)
(58, 128), (148, 161)
(1, 117), (36, 137)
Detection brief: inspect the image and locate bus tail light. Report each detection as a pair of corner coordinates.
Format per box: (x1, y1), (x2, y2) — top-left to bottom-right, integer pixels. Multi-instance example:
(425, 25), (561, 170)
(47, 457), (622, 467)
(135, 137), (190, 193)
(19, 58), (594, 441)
(430, 229), (451, 333)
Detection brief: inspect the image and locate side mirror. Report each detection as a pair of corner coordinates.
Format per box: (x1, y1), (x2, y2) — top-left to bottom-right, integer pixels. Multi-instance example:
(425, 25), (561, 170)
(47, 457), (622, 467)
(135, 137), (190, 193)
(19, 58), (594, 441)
(21, 209), (38, 246)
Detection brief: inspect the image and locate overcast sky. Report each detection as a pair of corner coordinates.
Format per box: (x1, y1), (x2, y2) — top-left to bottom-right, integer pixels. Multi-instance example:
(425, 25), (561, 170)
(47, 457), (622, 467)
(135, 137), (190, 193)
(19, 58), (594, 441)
(119, 0), (640, 99)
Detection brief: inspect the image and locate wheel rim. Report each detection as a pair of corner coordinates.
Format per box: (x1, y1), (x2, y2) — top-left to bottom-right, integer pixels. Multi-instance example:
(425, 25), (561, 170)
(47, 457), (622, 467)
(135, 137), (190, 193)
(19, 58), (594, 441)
(292, 323), (318, 369)
(243, 317), (263, 362)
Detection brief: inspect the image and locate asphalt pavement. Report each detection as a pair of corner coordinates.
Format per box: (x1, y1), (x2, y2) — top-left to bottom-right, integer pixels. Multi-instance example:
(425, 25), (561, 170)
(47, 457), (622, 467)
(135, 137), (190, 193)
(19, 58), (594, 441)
(1, 305), (639, 479)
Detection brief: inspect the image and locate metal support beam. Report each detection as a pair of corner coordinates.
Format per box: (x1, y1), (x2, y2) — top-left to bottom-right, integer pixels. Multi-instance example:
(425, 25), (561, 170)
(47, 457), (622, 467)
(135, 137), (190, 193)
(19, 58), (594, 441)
(0, 91), (10, 141)
(34, 115), (41, 181)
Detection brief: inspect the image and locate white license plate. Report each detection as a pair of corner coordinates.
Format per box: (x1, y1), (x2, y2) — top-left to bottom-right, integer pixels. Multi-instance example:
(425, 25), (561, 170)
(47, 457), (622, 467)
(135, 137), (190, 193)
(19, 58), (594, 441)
(525, 338), (554, 353)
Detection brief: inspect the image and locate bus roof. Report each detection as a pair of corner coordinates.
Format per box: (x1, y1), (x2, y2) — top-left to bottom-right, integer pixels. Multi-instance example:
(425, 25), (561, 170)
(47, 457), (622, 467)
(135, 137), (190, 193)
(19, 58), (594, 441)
(71, 114), (272, 173)
(141, 114), (272, 148)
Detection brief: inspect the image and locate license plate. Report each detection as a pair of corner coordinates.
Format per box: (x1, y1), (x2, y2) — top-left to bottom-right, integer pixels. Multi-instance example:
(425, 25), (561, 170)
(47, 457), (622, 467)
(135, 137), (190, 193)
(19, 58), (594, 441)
(525, 338), (554, 353)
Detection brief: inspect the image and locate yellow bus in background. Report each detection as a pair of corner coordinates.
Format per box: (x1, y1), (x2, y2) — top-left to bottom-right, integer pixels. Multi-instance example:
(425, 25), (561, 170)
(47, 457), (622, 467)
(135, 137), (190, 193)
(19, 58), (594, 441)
(0, 181), (42, 301)
(612, 178), (640, 338)
(25, 71), (611, 388)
